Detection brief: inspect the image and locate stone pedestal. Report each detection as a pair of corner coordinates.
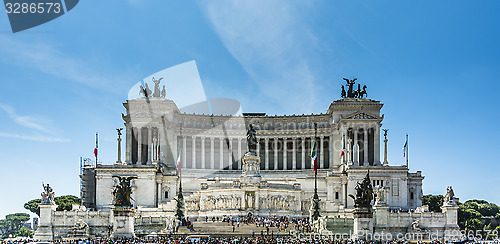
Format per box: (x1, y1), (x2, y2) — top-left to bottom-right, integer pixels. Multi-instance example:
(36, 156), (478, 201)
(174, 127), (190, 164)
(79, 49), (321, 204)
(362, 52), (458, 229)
(240, 152), (261, 185)
(352, 207), (374, 240)
(33, 203), (57, 241)
(111, 207), (136, 239)
(441, 204), (460, 241)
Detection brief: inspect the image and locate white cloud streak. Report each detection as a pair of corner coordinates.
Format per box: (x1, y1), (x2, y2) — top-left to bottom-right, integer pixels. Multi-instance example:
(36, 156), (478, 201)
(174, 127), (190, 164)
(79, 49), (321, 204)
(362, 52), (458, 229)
(0, 35), (127, 93)
(198, 1), (320, 114)
(0, 104), (69, 142)
(0, 104), (51, 133)
(0, 132), (69, 142)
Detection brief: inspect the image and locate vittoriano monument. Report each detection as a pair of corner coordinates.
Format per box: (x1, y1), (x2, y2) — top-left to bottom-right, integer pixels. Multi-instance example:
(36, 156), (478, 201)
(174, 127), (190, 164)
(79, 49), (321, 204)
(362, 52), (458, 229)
(33, 74), (461, 241)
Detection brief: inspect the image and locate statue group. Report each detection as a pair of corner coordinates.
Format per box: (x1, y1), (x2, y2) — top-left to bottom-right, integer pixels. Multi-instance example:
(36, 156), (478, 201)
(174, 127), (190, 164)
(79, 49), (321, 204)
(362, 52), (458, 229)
(41, 183), (55, 204)
(341, 78), (367, 98)
(139, 77), (166, 98)
(349, 172), (374, 209)
(112, 176), (137, 207)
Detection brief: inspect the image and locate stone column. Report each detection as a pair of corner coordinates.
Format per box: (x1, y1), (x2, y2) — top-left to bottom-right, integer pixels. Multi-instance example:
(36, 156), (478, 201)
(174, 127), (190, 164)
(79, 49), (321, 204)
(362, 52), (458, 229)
(256, 139), (260, 157)
(283, 138), (287, 170)
(220, 138), (224, 170)
(364, 128), (369, 166)
(126, 127), (132, 164)
(238, 138), (242, 170)
(228, 138), (233, 170)
(183, 136), (187, 169)
(147, 127), (152, 164)
(265, 138), (269, 170)
(374, 126), (381, 165)
(320, 136), (324, 170)
(342, 182), (347, 208)
(137, 127), (142, 165)
(156, 181), (162, 206)
(347, 138), (353, 165)
(117, 130), (123, 165)
(292, 137), (297, 170)
(383, 135), (388, 166)
(353, 128), (358, 165)
(274, 138), (278, 170)
(301, 137), (306, 169)
(210, 137), (215, 169)
(201, 137), (206, 169)
(191, 136), (196, 169)
(158, 128), (164, 165)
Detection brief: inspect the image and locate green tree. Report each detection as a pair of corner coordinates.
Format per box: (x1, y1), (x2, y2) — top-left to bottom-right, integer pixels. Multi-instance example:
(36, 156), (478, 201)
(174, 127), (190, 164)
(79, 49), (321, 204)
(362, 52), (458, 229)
(465, 218), (482, 231)
(17, 226), (34, 237)
(24, 195), (81, 216)
(24, 199), (42, 216)
(0, 213), (30, 238)
(459, 205), (482, 229)
(175, 183), (185, 222)
(423, 195), (444, 212)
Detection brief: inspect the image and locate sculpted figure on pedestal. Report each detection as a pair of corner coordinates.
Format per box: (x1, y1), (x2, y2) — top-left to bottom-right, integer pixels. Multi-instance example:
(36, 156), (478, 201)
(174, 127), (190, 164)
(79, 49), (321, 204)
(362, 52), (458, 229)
(349, 172), (374, 208)
(443, 186), (457, 206)
(247, 124), (257, 153)
(112, 176), (137, 207)
(41, 183), (55, 204)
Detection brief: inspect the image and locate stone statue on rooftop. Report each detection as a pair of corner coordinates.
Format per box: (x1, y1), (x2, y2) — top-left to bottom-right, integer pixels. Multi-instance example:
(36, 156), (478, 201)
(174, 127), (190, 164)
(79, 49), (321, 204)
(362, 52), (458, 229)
(343, 78), (356, 97)
(161, 85), (166, 98)
(139, 83), (152, 98)
(152, 77), (163, 97)
(341, 85), (346, 98)
(341, 78), (368, 98)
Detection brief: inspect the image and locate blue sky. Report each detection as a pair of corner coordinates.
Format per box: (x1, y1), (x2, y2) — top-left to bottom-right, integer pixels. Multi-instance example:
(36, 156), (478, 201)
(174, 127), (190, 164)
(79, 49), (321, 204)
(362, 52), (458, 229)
(0, 0), (499, 219)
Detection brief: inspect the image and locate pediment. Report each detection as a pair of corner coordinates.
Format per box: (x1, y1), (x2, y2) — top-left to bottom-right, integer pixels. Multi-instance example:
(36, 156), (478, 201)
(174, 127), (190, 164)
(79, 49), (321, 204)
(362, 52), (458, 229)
(341, 111), (381, 120)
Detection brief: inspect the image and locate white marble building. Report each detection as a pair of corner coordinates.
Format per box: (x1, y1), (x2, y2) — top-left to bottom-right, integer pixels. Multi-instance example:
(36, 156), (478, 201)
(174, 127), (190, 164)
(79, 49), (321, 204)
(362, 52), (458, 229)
(32, 84), (461, 241)
(80, 93), (424, 218)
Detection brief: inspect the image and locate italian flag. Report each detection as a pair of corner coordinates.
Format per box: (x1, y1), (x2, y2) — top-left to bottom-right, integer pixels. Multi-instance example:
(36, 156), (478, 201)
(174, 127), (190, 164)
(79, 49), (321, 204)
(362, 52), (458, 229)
(402, 139), (408, 157)
(311, 138), (318, 173)
(177, 144), (182, 175)
(340, 137), (345, 157)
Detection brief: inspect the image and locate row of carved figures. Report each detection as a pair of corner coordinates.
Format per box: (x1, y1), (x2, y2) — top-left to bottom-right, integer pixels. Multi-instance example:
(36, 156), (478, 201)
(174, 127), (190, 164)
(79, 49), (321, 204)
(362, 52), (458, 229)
(184, 195), (325, 211)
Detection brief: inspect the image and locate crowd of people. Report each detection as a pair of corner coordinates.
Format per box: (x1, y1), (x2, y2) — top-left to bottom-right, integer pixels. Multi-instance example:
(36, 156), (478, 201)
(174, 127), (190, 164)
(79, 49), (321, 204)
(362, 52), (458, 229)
(0, 238), (467, 244)
(199, 215), (312, 234)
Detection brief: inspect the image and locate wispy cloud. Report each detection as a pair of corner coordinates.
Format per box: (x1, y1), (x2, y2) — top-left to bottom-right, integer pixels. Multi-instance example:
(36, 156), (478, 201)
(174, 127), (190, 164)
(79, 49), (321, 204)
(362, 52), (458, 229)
(0, 104), (69, 142)
(198, 1), (321, 114)
(0, 104), (51, 133)
(0, 132), (69, 142)
(0, 35), (131, 93)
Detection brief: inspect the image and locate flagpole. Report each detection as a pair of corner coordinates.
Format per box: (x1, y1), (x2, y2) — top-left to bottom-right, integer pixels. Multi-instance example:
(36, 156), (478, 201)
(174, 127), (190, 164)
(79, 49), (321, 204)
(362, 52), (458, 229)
(95, 132), (98, 164)
(314, 123), (317, 189)
(406, 134), (409, 168)
(310, 122), (320, 222)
